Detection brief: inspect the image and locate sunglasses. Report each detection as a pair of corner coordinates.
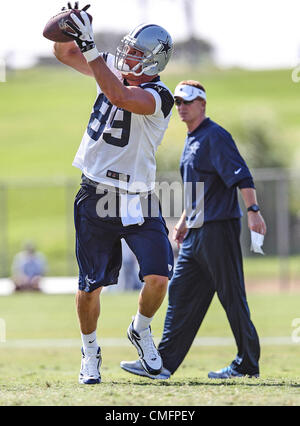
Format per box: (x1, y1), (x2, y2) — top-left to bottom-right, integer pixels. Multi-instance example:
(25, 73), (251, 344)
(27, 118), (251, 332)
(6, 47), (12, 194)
(174, 98), (195, 106)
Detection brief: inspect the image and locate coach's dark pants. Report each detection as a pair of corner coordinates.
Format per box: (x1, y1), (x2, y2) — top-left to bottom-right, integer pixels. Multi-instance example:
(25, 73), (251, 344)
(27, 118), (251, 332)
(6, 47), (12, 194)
(158, 219), (260, 375)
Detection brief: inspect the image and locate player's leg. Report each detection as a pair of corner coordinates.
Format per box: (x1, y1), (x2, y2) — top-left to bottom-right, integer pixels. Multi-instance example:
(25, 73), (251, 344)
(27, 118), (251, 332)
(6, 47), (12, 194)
(76, 286), (102, 335)
(74, 186), (122, 384)
(121, 228), (215, 378)
(126, 274), (168, 376)
(123, 216), (173, 376)
(203, 220), (260, 378)
(138, 274), (168, 318)
(76, 287), (103, 385)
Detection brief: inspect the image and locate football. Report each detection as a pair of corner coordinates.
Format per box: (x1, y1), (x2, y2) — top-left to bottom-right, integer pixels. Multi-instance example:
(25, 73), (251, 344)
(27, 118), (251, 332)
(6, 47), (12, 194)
(43, 9), (93, 42)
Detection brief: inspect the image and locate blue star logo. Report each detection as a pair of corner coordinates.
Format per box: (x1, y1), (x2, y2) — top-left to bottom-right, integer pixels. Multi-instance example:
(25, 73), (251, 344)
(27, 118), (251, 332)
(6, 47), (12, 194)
(157, 37), (172, 57)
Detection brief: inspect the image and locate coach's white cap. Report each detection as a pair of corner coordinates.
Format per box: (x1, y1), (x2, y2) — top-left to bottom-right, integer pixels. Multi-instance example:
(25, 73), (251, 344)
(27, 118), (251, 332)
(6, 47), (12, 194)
(174, 84), (206, 101)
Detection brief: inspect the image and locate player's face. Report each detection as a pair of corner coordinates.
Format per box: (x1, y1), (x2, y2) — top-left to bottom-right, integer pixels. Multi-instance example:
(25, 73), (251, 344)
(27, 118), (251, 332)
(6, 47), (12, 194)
(121, 47), (158, 85)
(122, 47), (144, 77)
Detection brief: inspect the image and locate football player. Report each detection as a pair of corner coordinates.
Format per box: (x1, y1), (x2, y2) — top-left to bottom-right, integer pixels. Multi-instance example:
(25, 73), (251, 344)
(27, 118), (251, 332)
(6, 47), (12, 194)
(53, 2), (174, 384)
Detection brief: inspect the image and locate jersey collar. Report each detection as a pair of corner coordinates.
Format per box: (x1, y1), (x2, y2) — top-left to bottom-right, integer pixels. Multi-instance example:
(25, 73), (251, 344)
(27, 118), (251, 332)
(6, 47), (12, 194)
(188, 117), (211, 136)
(123, 76), (161, 86)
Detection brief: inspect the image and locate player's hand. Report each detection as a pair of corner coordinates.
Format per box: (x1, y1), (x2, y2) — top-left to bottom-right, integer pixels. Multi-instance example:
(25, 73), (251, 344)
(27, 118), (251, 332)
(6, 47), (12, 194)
(61, 2), (91, 12)
(173, 220), (188, 249)
(247, 211), (267, 235)
(62, 10), (95, 54)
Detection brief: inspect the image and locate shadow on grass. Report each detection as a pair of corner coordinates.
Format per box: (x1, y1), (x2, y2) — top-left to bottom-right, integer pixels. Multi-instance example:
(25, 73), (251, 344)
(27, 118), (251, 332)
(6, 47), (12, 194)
(116, 379), (300, 388)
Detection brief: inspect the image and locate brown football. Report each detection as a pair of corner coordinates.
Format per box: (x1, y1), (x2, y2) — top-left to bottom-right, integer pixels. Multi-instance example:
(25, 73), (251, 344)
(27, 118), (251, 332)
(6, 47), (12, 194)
(43, 9), (93, 42)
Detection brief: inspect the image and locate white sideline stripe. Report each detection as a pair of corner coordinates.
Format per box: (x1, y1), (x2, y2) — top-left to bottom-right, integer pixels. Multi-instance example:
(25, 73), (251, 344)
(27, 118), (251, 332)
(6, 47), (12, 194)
(0, 336), (296, 348)
(0, 277), (78, 295)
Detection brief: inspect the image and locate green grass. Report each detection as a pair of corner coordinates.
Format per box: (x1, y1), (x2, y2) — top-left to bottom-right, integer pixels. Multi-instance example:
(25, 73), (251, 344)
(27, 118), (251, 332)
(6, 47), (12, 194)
(244, 255), (300, 280)
(0, 65), (299, 276)
(1, 291), (300, 340)
(0, 291), (300, 406)
(1, 66), (300, 179)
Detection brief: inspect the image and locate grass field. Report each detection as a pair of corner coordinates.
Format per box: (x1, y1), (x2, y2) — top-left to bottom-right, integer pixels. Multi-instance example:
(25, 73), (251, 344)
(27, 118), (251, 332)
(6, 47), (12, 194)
(0, 291), (300, 406)
(1, 59), (300, 409)
(0, 65), (300, 277)
(1, 65), (300, 179)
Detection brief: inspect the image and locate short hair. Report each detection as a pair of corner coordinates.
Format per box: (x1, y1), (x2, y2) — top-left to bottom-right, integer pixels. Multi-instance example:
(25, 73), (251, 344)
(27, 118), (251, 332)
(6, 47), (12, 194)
(177, 80), (206, 93)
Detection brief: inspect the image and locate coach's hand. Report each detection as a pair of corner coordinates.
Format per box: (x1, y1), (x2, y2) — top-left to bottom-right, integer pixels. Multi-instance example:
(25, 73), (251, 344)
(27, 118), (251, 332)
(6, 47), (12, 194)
(173, 219), (188, 249)
(248, 211), (267, 235)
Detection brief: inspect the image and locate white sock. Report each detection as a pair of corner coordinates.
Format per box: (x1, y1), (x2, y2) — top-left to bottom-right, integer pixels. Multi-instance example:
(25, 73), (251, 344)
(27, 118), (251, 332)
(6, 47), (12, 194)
(133, 312), (153, 334)
(81, 330), (98, 352)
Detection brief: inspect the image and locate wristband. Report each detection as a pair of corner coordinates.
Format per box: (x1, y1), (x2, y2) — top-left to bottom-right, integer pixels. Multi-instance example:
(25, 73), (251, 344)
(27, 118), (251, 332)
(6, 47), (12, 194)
(247, 204), (260, 213)
(83, 46), (100, 62)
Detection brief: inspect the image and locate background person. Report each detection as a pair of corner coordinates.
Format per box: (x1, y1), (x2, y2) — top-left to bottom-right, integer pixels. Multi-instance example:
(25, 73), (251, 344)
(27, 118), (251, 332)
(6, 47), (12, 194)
(11, 241), (47, 292)
(118, 240), (142, 291)
(121, 79), (267, 380)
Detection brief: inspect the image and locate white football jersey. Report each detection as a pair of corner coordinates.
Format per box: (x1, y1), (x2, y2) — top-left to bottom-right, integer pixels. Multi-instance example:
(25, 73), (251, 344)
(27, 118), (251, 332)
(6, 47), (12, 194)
(73, 52), (174, 192)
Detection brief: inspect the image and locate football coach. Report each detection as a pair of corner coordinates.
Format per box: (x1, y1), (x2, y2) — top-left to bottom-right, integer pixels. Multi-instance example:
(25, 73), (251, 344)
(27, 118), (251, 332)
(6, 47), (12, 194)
(121, 79), (267, 379)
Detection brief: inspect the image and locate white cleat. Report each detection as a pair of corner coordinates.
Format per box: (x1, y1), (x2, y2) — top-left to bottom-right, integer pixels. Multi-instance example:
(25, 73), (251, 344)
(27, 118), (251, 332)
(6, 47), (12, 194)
(120, 359), (171, 380)
(127, 321), (162, 376)
(79, 347), (102, 385)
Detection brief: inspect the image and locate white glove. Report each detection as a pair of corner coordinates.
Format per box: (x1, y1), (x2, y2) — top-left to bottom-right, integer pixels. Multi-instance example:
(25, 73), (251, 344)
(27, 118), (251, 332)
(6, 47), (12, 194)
(63, 11), (100, 62)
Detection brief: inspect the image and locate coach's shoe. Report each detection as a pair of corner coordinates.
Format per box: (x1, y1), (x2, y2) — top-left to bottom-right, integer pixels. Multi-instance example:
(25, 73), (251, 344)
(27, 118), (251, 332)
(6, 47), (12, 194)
(208, 364), (259, 379)
(79, 346), (102, 384)
(120, 359), (171, 380)
(127, 321), (162, 376)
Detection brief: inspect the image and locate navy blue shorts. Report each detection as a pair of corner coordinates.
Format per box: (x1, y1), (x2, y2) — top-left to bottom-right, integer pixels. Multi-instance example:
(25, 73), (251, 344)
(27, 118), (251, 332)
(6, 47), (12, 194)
(74, 184), (174, 292)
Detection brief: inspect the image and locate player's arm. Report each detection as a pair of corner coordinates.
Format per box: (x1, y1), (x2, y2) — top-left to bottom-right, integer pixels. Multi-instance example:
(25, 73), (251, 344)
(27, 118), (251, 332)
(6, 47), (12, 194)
(61, 10), (155, 114)
(88, 57), (156, 114)
(52, 3), (93, 76)
(53, 42), (155, 114)
(53, 41), (93, 77)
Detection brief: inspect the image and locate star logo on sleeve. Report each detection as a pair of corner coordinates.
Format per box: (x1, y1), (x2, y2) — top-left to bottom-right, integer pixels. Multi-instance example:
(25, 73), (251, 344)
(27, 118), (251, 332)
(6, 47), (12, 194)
(157, 37), (172, 57)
